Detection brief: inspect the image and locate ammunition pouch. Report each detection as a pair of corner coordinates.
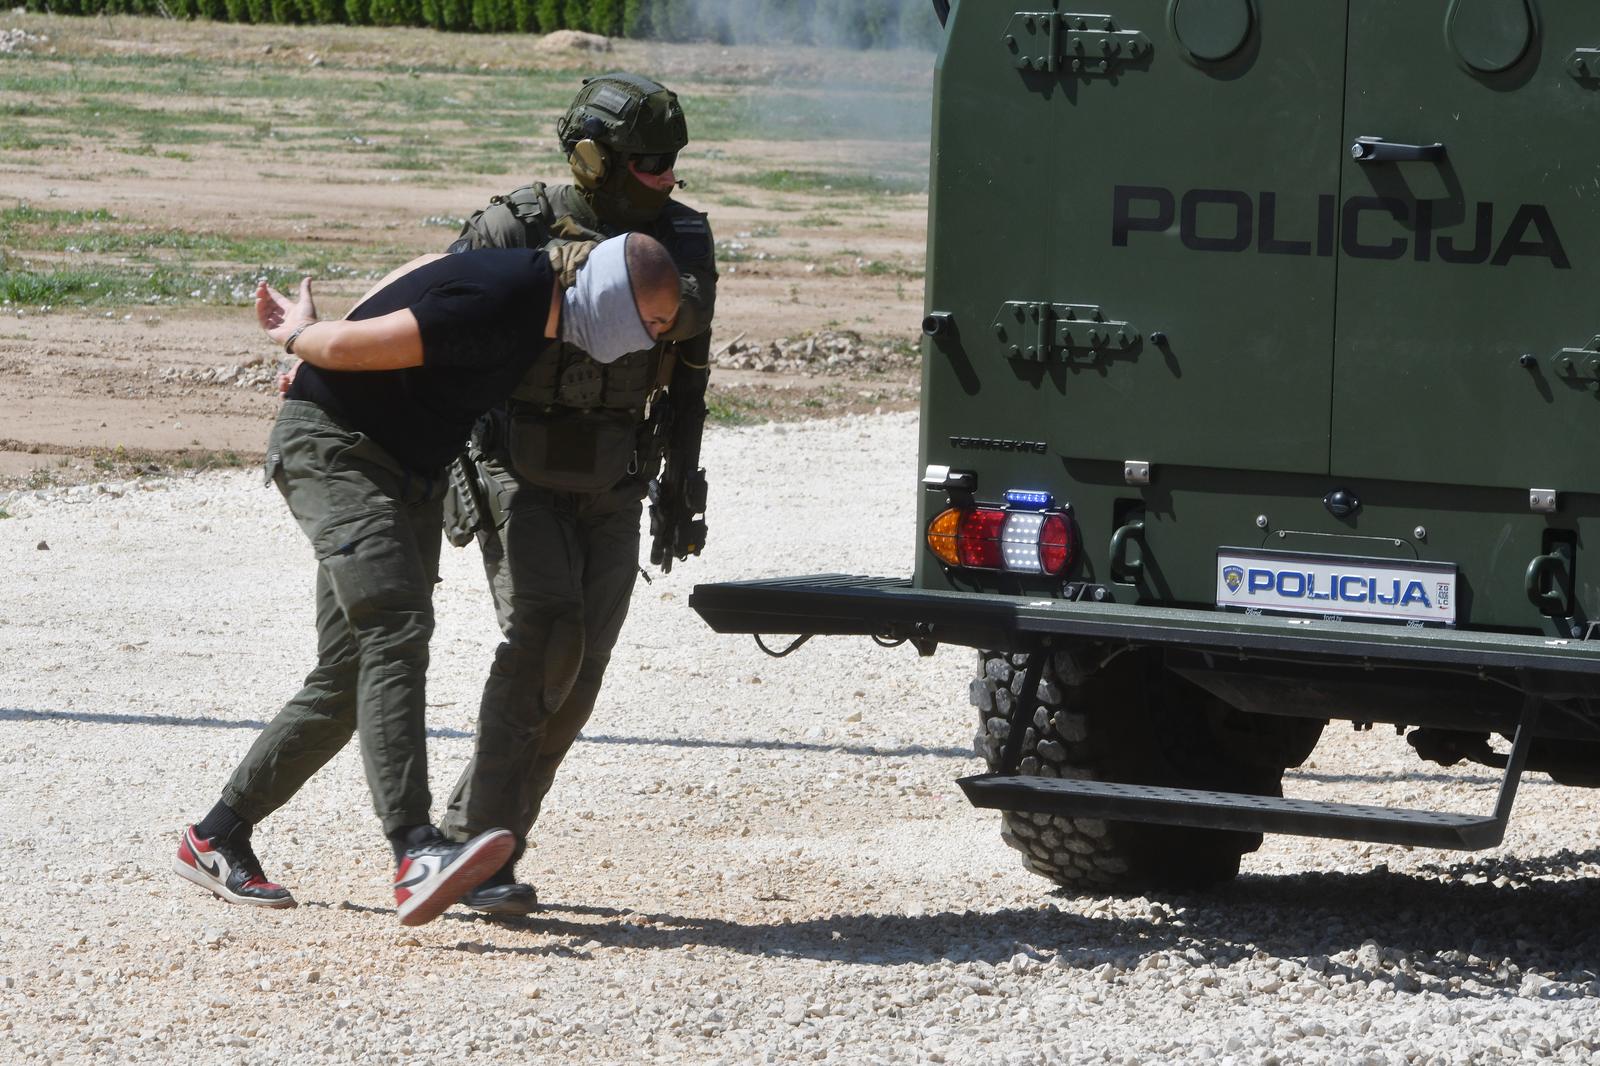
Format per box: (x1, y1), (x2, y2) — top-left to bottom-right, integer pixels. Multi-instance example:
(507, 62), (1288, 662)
(507, 407), (639, 494)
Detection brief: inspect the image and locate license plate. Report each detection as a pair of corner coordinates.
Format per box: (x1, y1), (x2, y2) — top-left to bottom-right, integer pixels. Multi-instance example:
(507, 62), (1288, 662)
(1216, 548), (1457, 627)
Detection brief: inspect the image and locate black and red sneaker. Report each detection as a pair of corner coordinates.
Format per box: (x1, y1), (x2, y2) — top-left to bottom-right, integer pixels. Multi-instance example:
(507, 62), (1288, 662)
(173, 825), (296, 909)
(393, 827), (514, 927)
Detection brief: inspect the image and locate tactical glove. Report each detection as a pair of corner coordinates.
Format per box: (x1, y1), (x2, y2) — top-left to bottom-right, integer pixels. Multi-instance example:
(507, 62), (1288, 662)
(548, 239), (600, 288)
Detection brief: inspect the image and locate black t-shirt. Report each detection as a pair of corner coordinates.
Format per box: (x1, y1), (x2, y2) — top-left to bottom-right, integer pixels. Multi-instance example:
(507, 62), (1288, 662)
(286, 248), (554, 474)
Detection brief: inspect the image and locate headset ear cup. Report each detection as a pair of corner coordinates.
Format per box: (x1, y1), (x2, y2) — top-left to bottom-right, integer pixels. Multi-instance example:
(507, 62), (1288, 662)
(570, 139), (609, 190)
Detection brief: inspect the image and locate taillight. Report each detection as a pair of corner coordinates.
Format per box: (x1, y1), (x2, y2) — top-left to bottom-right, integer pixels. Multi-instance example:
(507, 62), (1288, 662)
(927, 505), (1076, 576)
(958, 508), (1007, 569)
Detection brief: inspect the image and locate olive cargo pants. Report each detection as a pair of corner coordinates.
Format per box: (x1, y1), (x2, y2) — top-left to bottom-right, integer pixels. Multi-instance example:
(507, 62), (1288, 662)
(223, 401), (444, 835)
(440, 450), (642, 863)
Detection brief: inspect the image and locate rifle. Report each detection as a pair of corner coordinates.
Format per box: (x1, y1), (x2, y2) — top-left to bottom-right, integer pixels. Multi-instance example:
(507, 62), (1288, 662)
(648, 336), (711, 574)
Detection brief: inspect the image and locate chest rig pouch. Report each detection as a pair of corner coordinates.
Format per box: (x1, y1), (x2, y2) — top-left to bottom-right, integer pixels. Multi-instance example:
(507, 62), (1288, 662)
(495, 183), (666, 493)
(507, 343), (661, 492)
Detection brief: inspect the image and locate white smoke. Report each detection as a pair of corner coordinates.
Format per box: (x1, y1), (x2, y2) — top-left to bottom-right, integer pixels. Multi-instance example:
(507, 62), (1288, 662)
(684, 0), (944, 50)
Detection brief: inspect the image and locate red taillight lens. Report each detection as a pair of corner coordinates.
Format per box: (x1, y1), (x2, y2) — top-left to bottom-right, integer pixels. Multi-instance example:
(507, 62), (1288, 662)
(1039, 513), (1072, 575)
(957, 508), (1007, 569)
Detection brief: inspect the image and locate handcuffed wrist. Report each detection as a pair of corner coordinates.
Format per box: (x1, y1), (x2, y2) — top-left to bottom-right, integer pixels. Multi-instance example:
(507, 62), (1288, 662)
(284, 320), (318, 355)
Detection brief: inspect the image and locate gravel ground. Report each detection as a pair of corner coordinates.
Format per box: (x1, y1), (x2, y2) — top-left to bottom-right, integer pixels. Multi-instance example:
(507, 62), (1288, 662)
(3, 412), (1599, 1064)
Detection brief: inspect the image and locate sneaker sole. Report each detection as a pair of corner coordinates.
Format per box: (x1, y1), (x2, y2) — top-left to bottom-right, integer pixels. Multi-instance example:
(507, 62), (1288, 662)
(397, 830), (515, 927)
(172, 855), (297, 909)
(465, 889), (539, 917)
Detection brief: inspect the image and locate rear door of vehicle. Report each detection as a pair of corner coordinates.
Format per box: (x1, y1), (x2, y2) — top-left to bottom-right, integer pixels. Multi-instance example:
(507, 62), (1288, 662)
(924, 0), (1349, 475)
(1331, 0), (1600, 490)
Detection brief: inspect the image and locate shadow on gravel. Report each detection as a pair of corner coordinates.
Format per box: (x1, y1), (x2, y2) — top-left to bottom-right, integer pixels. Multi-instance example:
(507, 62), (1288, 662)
(446, 901), (1157, 969)
(0, 707), (971, 760)
(0, 706), (474, 738)
(1125, 855), (1600, 998)
(437, 856), (1600, 999)
(580, 732), (974, 760)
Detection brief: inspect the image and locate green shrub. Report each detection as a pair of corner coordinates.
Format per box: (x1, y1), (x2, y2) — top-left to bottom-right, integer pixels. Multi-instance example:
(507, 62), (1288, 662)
(508, 0), (537, 30)
(368, 0), (422, 24)
(471, 0), (511, 32)
(588, 0), (621, 35)
(622, 0), (648, 36)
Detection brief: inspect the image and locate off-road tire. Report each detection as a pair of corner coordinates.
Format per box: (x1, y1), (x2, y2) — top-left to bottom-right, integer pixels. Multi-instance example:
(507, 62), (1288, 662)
(971, 647), (1323, 892)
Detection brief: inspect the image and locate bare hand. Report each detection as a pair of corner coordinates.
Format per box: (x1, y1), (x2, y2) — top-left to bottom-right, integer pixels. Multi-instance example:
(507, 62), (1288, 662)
(256, 276), (318, 346)
(277, 358), (302, 398)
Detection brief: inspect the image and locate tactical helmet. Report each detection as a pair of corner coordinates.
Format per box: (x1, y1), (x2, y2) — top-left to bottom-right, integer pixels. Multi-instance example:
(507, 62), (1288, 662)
(556, 72), (689, 190)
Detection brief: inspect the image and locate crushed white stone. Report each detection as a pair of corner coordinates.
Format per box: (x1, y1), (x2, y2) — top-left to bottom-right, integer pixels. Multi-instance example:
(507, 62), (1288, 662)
(2, 412), (1599, 1062)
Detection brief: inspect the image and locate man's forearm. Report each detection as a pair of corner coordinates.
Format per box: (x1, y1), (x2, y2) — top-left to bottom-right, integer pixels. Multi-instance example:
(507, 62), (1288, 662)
(290, 311), (425, 372)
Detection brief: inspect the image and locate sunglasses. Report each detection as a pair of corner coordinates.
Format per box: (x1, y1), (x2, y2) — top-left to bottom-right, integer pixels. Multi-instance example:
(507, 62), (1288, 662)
(631, 150), (678, 176)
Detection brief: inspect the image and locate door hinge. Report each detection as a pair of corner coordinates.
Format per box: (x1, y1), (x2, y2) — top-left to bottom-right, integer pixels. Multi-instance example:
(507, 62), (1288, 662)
(1003, 12), (1152, 75)
(991, 301), (1140, 363)
(1549, 335), (1600, 383)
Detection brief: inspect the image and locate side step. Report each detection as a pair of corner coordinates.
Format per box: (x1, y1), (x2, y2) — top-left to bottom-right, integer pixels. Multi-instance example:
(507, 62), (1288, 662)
(960, 698), (1542, 851)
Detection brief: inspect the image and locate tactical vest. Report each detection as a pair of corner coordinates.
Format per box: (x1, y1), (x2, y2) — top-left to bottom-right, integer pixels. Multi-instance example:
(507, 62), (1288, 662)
(465, 183), (712, 494)
(491, 183), (664, 415)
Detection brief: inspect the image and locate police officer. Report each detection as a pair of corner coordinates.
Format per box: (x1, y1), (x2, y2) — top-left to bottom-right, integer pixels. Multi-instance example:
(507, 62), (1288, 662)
(439, 73), (717, 914)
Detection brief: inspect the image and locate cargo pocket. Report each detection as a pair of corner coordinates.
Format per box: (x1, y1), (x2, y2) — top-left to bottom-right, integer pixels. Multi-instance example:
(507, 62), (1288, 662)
(314, 511), (431, 620)
(311, 510), (398, 562)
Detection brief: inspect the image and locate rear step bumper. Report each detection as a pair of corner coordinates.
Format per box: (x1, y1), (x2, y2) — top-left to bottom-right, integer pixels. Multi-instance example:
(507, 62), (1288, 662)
(690, 574), (1600, 678)
(961, 775), (1508, 849)
(962, 694), (1541, 850)
(692, 576), (1573, 848)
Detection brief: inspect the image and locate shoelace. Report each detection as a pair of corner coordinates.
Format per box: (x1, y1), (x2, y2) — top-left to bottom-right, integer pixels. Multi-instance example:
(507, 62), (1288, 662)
(218, 836), (267, 881)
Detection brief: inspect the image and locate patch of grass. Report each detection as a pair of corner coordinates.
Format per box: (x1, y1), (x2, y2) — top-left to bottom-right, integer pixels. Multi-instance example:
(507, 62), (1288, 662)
(1, 204), (116, 228)
(706, 394), (762, 426)
(0, 261), (378, 311)
(0, 130), (47, 151)
(173, 449), (247, 471)
(797, 214), (841, 228)
(3, 204), (408, 295)
(735, 169), (926, 196)
(377, 155), (444, 172)
(715, 195), (757, 208)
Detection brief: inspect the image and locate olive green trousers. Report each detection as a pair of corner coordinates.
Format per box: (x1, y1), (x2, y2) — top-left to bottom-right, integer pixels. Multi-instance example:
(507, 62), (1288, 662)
(439, 450), (642, 865)
(222, 401), (444, 836)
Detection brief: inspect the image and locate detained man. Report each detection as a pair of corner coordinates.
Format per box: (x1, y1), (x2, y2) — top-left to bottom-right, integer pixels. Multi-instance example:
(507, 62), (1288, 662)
(173, 233), (681, 926)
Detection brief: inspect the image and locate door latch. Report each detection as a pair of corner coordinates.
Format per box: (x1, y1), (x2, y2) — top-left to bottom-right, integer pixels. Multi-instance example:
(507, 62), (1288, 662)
(1351, 137), (1447, 163)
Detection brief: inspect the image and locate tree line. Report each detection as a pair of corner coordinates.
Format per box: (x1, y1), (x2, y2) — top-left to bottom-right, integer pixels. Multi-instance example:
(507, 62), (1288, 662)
(23, 0), (942, 48)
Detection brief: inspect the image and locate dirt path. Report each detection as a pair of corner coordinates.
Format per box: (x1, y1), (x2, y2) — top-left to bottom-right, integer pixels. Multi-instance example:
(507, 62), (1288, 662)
(0, 13), (932, 487)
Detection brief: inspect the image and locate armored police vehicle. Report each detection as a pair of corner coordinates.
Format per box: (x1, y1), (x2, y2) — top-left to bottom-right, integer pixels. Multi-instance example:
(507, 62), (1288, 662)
(692, 0), (1600, 889)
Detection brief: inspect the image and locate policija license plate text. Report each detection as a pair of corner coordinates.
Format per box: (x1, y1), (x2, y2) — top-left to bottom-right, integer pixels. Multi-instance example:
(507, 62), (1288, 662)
(1215, 549), (1457, 627)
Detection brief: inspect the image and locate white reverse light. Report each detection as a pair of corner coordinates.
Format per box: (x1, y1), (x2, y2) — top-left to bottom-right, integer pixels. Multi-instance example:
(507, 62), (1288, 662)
(1001, 511), (1047, 574)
